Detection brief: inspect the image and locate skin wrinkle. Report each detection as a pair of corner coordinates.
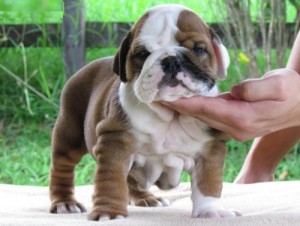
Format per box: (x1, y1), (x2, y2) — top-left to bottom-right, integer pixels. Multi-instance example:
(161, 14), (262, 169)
(156, 51), (215, 93)
(176, 10), (218, 79)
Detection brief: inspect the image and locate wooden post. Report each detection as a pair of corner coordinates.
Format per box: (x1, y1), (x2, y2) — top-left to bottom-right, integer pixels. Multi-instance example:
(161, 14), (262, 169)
(62, 0), (85, 78)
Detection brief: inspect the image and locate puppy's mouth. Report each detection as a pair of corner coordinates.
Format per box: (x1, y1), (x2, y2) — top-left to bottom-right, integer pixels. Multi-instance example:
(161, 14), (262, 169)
(133, 52), (217, 104)
(158, 56), (190, 89)
(155, 56), (215, 102)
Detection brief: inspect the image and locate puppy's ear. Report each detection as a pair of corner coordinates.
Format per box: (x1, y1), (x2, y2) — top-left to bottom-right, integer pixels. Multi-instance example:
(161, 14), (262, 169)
(210, 29), (230, 79)
(113, 32), (131, 82)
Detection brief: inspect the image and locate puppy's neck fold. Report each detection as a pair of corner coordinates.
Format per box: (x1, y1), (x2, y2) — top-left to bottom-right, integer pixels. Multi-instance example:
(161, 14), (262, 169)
(119, 82), (175, 123)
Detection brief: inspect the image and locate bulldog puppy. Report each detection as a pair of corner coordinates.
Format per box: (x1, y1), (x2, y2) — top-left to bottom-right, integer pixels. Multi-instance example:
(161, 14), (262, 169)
(49, 4), (238, 220)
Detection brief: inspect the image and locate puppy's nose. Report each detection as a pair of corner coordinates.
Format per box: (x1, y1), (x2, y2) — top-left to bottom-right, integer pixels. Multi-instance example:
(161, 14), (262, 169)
(161, 57), (181, 77)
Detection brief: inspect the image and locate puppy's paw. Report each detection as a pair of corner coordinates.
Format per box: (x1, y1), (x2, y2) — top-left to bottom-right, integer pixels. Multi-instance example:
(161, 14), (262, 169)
(87, 207), (128, 221)
(192, 207), (240, 218)
(133, 196), (170, 207)
(50, 201), (86, 214)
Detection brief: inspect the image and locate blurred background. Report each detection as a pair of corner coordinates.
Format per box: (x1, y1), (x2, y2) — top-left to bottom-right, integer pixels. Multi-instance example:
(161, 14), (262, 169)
(0, 0), (299, 185)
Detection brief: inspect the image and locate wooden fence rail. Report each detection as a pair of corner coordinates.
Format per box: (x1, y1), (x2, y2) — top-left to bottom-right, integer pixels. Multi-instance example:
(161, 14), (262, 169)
(0, 22), (297, 48)
(0, 22), (131, 48)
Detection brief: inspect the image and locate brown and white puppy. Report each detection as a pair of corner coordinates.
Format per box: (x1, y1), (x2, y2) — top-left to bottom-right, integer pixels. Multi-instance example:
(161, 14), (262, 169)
(49, 4), (238, 221)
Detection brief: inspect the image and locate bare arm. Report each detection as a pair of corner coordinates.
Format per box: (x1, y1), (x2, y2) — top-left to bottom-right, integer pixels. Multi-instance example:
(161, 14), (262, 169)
(287, 32), (300, 73)
(234, 126), (300, 183)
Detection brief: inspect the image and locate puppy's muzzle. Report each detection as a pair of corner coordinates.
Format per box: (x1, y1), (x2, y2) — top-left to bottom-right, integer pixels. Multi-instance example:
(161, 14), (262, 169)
(160, 56), (183, 88)
(161, 56), (181, 78)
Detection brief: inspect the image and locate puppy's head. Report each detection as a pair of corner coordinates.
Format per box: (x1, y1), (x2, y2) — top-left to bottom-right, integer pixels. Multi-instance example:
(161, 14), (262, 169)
(113, 4), (230, 103)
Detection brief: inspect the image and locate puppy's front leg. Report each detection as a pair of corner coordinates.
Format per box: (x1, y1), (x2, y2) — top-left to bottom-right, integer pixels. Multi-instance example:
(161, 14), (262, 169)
(191, 140), (239, 218)
(88, 128), (133, 221)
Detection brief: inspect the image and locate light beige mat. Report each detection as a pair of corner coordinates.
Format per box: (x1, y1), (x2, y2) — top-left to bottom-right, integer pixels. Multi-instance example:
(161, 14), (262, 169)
(0, 181), (299, 226)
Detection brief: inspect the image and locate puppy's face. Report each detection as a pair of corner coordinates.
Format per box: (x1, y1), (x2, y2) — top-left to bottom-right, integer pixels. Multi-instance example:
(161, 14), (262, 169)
(113, 5), (230, 103)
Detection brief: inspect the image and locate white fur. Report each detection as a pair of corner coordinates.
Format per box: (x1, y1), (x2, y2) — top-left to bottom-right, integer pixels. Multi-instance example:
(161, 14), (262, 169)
(218, 43), (230, 79)
(99, 215), (125, 221)
(138, 5), (185, 51)
(220, 44), (230, 71)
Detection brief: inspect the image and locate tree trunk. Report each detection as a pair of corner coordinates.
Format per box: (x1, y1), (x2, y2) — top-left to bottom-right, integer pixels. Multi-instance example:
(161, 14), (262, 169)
(62, 0), (85, 78)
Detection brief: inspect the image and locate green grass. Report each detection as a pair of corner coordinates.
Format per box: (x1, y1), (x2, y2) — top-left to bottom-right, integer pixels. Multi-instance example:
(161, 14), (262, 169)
(0, 122), (96, 185)
(85, 0), (298, 23)
(1, 0), (297, 24)
(1, 46), (299, 186)
(85, 0), (225, 23)
(0, 46), (109, 186)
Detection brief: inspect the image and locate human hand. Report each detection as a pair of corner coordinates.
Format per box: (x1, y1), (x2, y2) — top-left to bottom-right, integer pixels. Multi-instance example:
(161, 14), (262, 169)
(162, 68), (300, 141)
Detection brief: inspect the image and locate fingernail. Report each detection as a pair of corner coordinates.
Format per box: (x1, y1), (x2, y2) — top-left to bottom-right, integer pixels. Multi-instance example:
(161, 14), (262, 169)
(161, 101), (171, 106)
(231, 85), (241, 99)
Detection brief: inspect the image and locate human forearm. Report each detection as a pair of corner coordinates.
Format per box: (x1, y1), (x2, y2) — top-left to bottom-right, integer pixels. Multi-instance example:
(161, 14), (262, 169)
(248, 127), (300, 170)
(234, 126), (300, 183)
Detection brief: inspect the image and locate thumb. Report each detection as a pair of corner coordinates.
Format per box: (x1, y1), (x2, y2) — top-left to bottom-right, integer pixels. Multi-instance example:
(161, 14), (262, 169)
(231, 76), (285, 102)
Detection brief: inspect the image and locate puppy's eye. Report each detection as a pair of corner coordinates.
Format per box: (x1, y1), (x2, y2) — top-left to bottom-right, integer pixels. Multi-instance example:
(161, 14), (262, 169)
(193, 47), (207, 55)
(132, 50), (150, 60)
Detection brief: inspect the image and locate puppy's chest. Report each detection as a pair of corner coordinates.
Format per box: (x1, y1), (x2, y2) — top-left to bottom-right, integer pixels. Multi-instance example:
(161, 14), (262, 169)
(128, 115), (213, 190)
(151, 121), (208, 151)
(131, 115), (213, 166)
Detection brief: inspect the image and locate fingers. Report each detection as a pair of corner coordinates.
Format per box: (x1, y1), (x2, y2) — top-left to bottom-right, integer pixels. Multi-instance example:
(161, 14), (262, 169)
(216, 92), (235, 100)
(231, 72), (288, 102)
(163, 96), (232, 118)
(163, 96), (240, 129)
(162, 96), (270, 141)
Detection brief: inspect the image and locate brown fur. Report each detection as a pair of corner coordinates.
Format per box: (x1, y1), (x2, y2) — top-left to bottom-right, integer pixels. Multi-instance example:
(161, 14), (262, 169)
(176, 10), (219, 79)
(49, 56), (166, 219)
(194, 137), (228, 197)
(113, 12), (149, 82)
(50, 57), (131, 218)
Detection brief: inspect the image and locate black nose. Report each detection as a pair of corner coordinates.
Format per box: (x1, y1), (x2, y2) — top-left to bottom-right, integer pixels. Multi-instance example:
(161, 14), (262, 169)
(161, 56), (181, 77)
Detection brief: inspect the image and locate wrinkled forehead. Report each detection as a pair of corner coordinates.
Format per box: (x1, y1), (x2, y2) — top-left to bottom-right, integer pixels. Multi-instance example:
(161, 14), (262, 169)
(132, 5), (211, 50)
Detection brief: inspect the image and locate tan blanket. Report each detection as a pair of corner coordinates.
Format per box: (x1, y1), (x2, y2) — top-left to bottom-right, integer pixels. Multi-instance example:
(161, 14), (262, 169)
(0, 182), (299, 226)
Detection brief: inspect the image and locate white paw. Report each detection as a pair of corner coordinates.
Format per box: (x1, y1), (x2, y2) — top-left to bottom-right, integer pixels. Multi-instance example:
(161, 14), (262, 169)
(192, 207), (240, 218)
(133, 197), (170, 207)
(156, 198), (170, 207)
(115, 215), (126, 220)
(99, 215), (110, 221)
(99, 214), (125, 221)
(53, 202), (86, 214)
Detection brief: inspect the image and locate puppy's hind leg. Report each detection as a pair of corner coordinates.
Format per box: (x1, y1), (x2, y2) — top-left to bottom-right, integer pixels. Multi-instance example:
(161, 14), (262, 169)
(128, 175), (170, 207)
(49, 114), (87, 214)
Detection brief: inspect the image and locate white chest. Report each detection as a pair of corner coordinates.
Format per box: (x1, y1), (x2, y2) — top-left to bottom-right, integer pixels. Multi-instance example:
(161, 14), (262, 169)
(132, 112), (211, 156)
(129, 111), (212, 190)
